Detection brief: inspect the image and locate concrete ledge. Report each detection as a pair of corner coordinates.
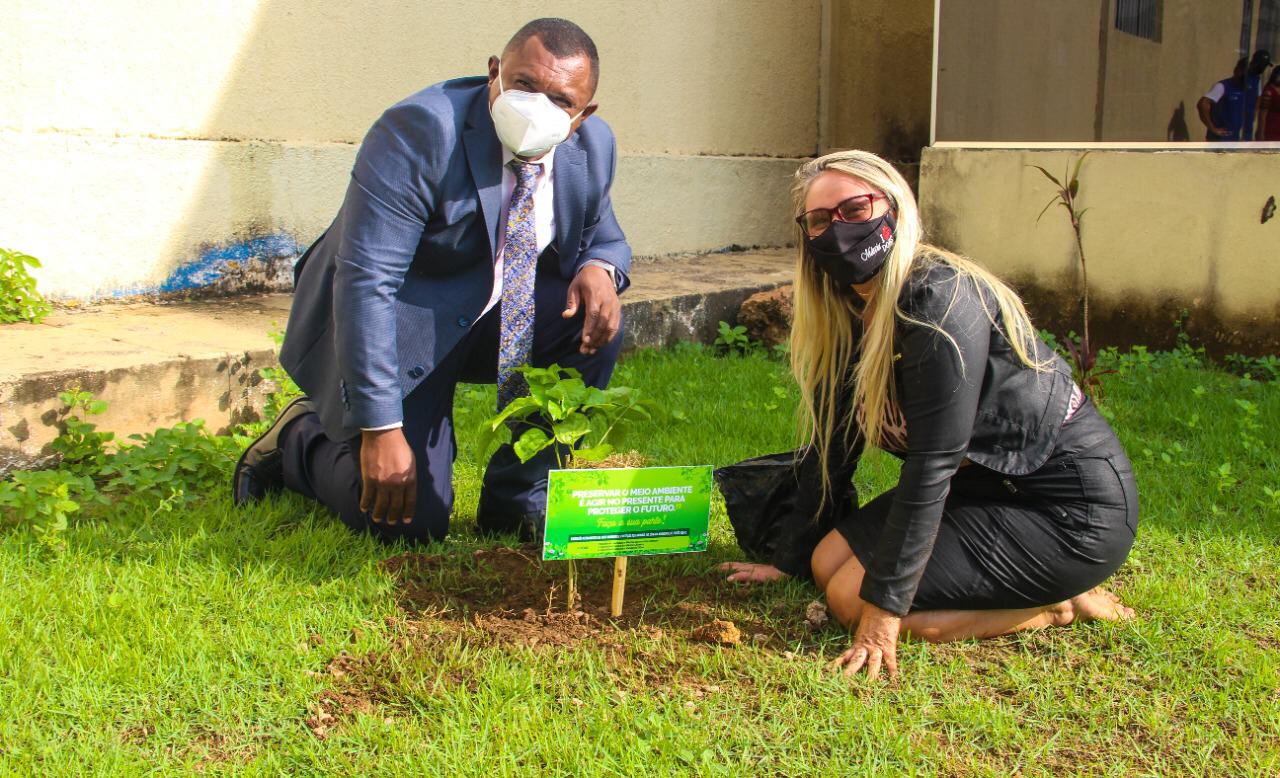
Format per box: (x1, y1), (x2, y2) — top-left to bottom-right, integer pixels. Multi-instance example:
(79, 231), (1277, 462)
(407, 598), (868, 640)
(0, 250), (791, 473)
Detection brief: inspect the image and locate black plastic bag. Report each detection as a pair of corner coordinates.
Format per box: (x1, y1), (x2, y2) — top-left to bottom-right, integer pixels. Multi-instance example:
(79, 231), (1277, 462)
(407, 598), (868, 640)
(714, 451), (856, 579)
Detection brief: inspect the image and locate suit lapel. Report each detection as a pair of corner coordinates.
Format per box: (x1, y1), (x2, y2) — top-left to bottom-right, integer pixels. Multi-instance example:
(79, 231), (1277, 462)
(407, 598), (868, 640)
(463, 89), (503, 259)
(553, 140), (586, 275)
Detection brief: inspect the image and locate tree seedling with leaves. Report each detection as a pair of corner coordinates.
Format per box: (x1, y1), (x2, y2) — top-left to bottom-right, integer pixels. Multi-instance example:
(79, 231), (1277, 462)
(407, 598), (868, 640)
(475, 364), (661, 612)
(1031, 153), (1105, 396)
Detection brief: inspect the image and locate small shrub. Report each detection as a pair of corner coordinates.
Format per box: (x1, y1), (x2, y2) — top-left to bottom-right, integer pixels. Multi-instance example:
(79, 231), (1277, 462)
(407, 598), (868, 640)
(1224, 353), (1280, 383)
(714, 321), (756, 357)
(0, 469), (101, 550)
(50, 389), (114, 474)
(3, 392), (239, 547)
(475, 364), (663, 610)
(0, 247), (52, 324)
(475, 365), (661, 468)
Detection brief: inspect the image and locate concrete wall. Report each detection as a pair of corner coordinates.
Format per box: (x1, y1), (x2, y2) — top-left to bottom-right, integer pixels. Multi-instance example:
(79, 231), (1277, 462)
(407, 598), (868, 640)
(935, 0), (1257, 143)
(935, 0), (1106, 142)
(825, 0), (934, 161)
(0, 0), (823, 300)
(919, 145), (1280, 355)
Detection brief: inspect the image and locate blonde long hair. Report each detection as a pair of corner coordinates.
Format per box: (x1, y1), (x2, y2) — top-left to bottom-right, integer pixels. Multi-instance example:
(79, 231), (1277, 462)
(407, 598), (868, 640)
(790, 150), (1047, 503)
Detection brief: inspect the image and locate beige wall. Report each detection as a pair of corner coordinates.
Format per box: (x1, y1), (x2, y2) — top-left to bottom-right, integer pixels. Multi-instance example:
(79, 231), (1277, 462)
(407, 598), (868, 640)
(825, 0), (934, 159)
(935, 0), (1105, 142)
(0, 0), (825, 300)
(935, 0), (1258, 143)
(919, 146), (1280, 354)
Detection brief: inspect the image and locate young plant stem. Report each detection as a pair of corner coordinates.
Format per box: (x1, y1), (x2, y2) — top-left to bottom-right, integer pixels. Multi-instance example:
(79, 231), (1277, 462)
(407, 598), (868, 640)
(1073, 218), (1090, 353)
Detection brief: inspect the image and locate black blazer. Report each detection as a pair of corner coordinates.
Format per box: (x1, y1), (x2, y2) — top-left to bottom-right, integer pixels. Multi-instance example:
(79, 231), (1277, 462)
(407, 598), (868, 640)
(789, 258), (1075, 615)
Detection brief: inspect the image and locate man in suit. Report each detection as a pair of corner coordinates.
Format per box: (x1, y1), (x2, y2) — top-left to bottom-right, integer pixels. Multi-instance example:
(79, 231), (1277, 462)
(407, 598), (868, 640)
(232, 18), (630, 544)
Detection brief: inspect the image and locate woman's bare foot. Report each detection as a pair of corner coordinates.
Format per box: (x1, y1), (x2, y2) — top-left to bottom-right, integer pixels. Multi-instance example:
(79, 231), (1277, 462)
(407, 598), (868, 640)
(1065, 587), (1135, 624)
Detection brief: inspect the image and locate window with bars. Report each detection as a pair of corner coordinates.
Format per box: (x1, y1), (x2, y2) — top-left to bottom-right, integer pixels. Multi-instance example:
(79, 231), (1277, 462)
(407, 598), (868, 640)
(1259, 0), (1279, 58)
(1116, 0), (1162, 42)
(1241, 0), (1256, 57)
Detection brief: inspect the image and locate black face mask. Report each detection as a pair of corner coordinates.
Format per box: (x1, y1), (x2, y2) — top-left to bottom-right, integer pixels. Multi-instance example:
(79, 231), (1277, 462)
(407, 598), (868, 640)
(804, 212), (897, 286)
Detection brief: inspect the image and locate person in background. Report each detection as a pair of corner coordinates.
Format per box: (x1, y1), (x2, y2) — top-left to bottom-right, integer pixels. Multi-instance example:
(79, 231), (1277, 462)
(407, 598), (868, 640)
(1256, 63), (1280, 142)
(723, 150), (1139, 680)
(1199, 58), (1255, 141)
(232, 18), (630, 545)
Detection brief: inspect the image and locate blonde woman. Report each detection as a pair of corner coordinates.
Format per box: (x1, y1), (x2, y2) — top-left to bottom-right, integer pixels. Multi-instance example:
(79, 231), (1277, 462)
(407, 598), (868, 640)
(723, 150), (1138, 680)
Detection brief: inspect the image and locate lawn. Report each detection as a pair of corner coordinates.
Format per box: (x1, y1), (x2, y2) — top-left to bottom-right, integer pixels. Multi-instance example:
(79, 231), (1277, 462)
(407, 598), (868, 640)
(1, 343), (1277, 775)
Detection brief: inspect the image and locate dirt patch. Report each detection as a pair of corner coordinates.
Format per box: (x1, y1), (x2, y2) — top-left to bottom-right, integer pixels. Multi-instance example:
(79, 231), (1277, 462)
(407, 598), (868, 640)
(382, 547), (794, 648)
(301, 546), (826, 740)
(162, 726), (263, 771)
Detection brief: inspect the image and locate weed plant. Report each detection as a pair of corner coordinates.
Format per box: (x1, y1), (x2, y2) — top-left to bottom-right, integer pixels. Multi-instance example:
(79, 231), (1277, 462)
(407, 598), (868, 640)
(0, 247), (52, 324)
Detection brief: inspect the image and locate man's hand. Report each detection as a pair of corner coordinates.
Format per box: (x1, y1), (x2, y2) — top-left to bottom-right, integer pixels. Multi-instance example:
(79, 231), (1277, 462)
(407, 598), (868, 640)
(359, 428), (416, 525)
(829, 602), (902, 681)
(563, 265), (620, 355)
(718, 561), (787, 584)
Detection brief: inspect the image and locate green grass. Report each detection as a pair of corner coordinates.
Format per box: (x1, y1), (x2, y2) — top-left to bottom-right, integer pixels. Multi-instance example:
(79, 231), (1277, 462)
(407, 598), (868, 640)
(1, 343), (1278, 775)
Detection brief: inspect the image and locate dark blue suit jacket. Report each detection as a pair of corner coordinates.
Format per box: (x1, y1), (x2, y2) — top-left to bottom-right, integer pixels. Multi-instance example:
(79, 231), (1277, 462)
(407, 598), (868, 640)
(280, 77), (631, 440)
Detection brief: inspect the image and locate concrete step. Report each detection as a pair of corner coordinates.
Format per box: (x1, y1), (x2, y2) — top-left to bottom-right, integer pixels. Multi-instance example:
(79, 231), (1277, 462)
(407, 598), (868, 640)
(1, 250), (793, 473)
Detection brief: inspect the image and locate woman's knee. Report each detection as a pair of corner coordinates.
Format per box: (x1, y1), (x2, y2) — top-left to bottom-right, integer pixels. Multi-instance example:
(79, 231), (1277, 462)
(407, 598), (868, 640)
(811, 530), (855, 590)
(824, 561), (867, 629)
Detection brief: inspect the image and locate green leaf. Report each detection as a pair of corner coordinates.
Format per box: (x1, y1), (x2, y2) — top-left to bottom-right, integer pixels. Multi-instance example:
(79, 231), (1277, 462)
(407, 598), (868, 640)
(488, 396), (541, 429)
(552, 412), (590, 445)
(580, 387), (610, 408)
(1069, 152), (1089, 190)
(546, 378), (589, 409)
(1035, 197), (1058, 225)
(513, 427), (552, 463)
(1027, 164), (1063, 188)
(572, 442), (614, 462)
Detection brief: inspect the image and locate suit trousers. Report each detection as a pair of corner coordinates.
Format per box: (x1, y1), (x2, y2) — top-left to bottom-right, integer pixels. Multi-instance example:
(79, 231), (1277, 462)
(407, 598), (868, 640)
(279, 257), (623, 544)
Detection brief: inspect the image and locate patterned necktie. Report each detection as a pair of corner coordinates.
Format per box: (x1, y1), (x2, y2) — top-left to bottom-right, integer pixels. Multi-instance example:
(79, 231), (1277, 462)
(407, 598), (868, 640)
(497, 160), (541, 409)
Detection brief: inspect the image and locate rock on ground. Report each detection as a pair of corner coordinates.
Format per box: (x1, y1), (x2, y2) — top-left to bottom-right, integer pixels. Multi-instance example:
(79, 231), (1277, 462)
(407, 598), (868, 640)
(691, 619), (742, 646)
(737, 285), (793, 347)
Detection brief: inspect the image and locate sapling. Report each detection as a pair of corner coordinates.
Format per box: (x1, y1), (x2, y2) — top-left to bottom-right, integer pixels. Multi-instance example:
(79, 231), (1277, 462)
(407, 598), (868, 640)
(476, 364), (660, 611)
(1030, 153), (1106, 397)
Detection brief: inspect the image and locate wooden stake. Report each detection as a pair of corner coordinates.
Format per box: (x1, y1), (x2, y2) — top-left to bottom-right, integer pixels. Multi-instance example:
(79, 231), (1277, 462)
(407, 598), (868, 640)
(567, 559), (578, 611)
(611, 556), (628, 617)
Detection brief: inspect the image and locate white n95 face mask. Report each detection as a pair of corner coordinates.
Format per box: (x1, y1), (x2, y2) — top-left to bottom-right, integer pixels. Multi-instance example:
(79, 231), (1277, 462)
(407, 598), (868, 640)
(489, 64), (584, 157)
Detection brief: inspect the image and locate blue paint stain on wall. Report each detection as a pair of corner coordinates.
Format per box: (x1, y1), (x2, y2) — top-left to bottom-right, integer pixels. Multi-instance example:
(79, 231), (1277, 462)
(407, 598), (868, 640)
(159, 233), (301, 293)
(106, 233), (303, 298)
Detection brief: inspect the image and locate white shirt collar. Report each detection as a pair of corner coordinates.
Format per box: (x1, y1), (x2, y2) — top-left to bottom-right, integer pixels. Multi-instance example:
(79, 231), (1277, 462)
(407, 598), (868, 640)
(502, 146), (557, 177)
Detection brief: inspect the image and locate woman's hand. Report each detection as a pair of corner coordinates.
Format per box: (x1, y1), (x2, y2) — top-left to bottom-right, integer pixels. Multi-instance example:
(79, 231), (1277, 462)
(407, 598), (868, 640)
(717, 562), (786, 584)
(830, 602), (902, 680)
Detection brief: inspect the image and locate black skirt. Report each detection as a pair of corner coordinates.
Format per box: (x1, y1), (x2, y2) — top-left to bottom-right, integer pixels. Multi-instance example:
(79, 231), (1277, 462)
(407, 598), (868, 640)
(835, 398), (1139, 611)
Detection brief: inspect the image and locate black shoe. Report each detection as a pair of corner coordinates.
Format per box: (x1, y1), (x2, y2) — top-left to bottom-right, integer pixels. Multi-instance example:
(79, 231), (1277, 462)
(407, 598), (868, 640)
(476, 507), (546, 545)
(517, 513), (545, 545)
(232, 397), (315, 507)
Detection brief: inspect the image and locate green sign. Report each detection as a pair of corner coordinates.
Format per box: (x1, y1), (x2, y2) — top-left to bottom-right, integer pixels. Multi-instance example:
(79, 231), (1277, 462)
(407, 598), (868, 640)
(542, 465), (713, 561)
